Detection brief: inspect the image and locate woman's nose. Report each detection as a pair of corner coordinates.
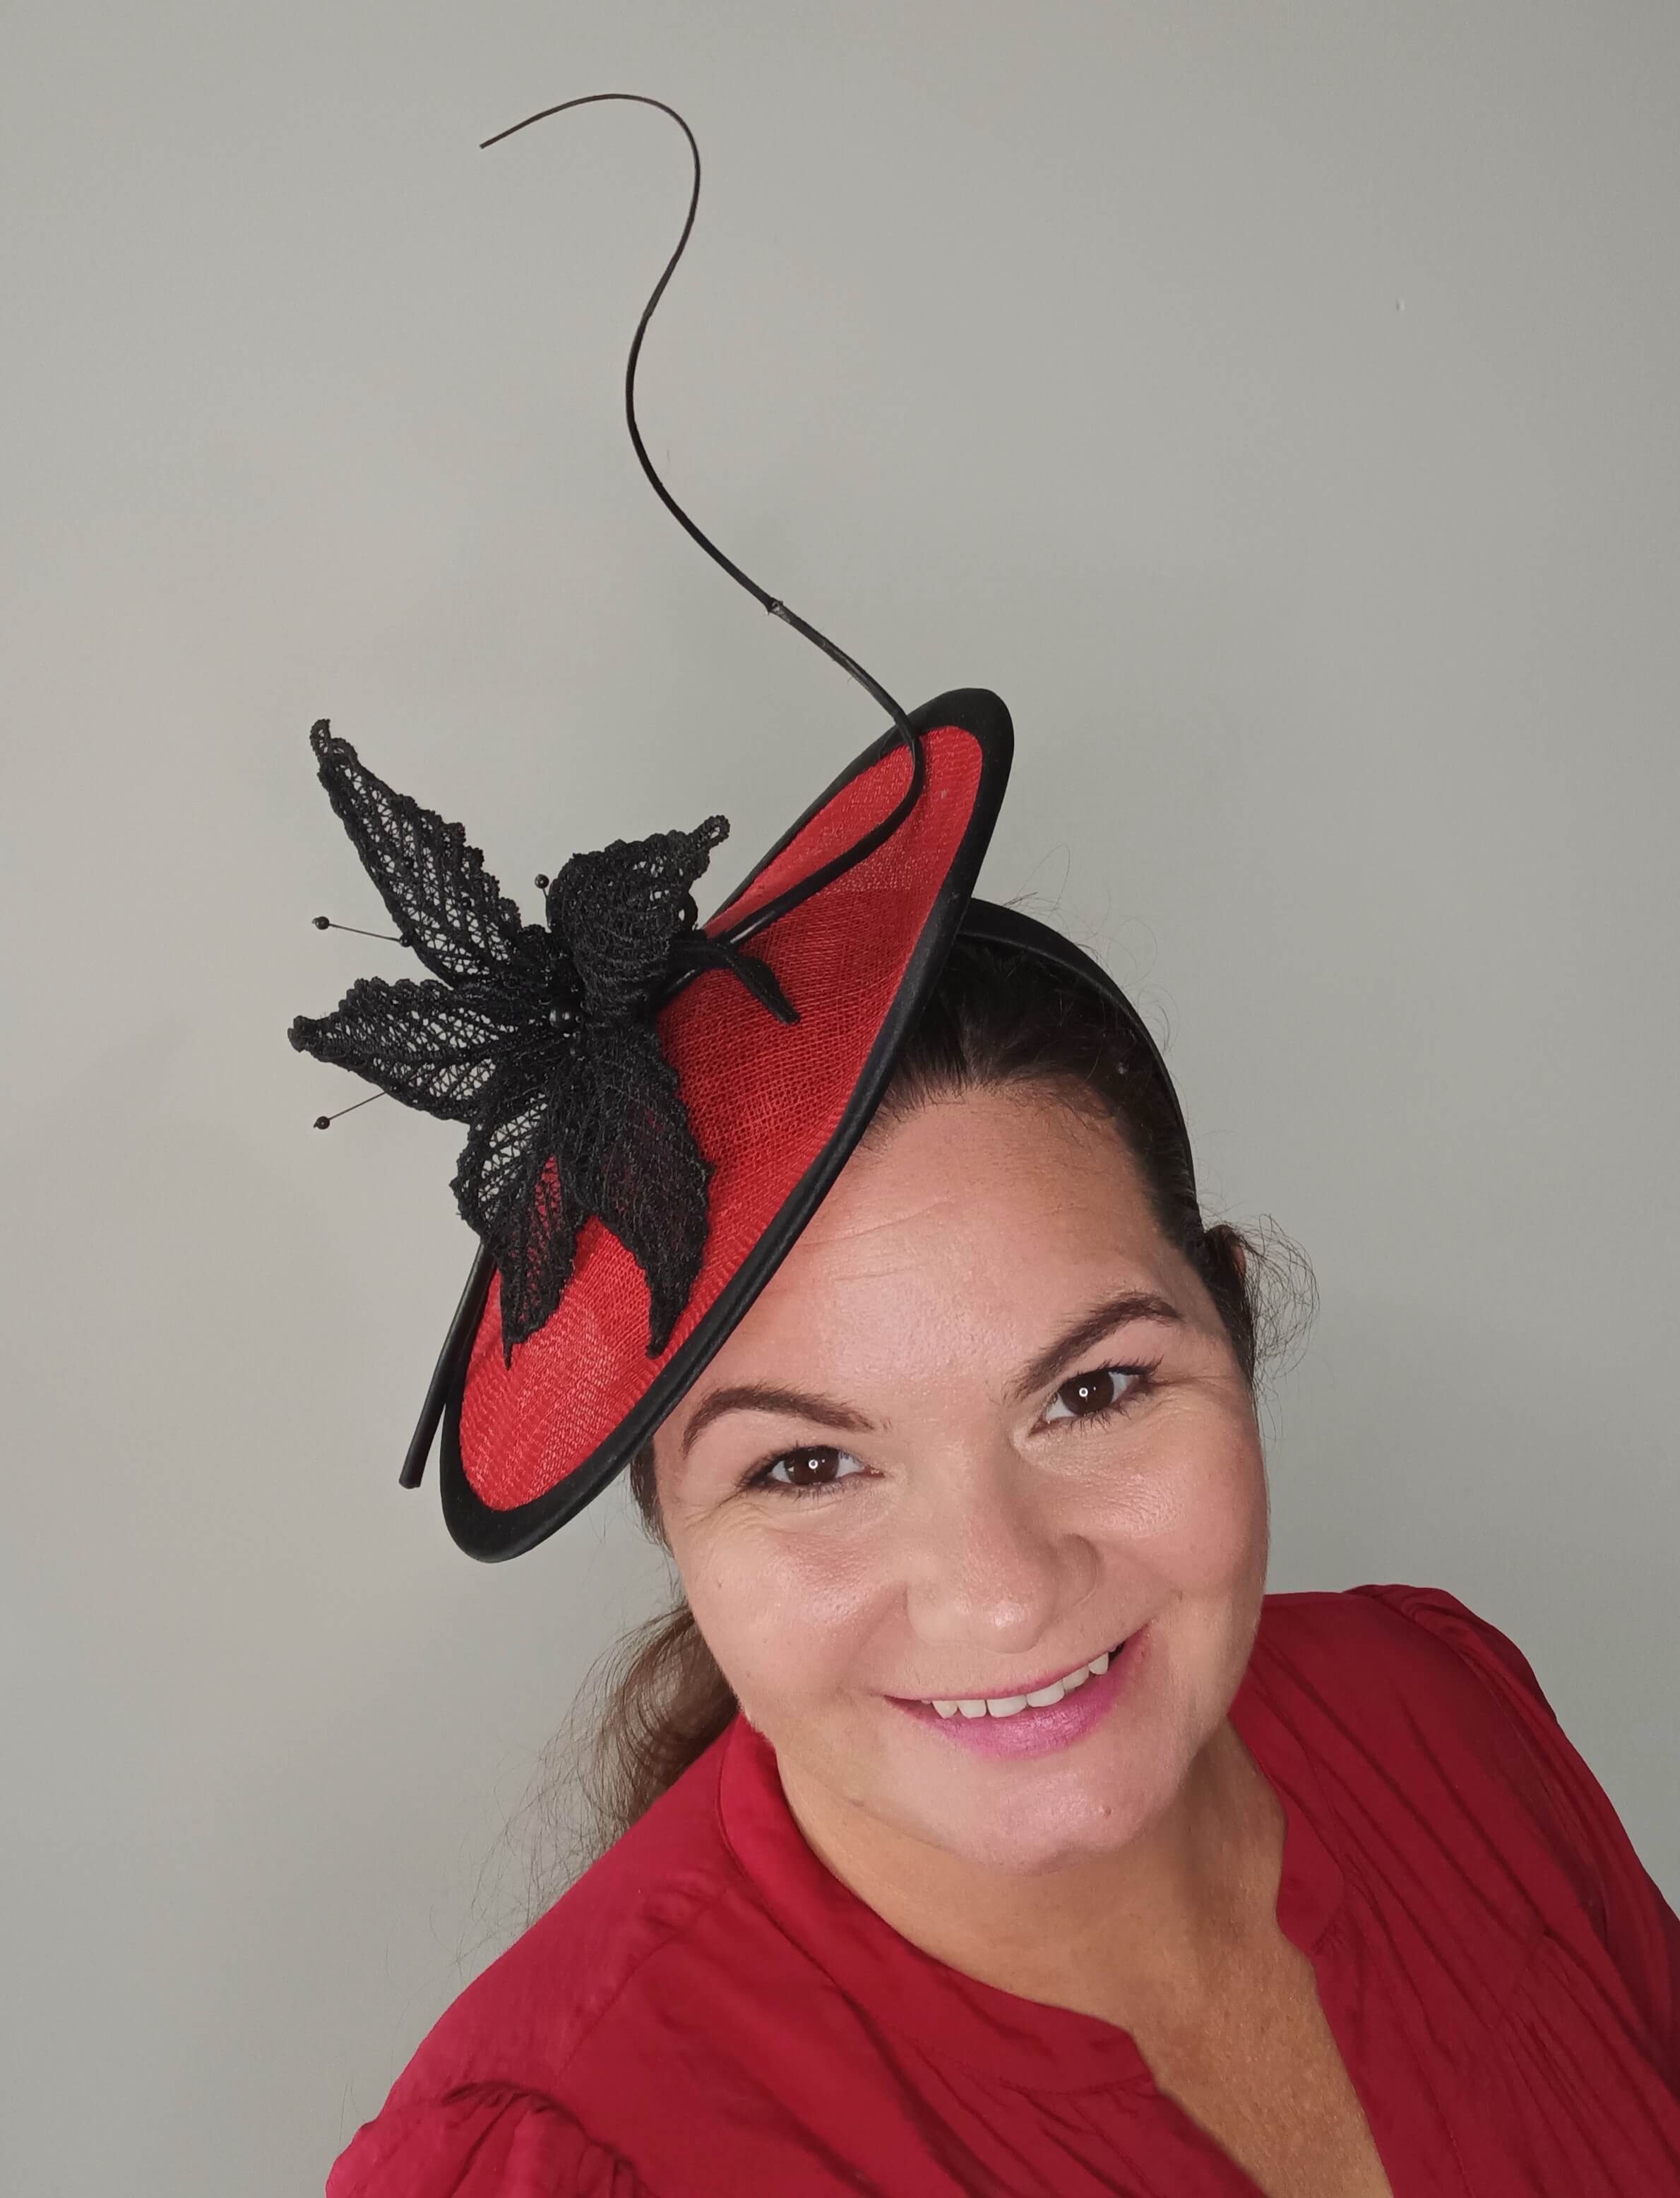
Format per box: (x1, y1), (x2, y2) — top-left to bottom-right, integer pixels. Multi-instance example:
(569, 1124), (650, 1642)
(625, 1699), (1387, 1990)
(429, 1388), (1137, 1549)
(900, 1452), (1097, 1658)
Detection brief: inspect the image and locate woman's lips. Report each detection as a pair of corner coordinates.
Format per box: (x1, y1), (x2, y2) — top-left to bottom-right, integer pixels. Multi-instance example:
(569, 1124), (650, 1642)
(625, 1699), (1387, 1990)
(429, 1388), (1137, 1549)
(889, 1625), (1148, 1760)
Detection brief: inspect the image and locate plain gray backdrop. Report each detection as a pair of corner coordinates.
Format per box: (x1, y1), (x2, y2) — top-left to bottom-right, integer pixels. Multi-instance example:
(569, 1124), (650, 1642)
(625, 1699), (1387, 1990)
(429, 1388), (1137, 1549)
(4, 5), (1676, 2193)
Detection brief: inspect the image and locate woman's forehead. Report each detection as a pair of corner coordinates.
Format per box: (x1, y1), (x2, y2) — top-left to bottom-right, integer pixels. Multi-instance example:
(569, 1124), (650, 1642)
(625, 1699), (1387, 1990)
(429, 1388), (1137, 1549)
(722, 1089), (1179, 1361)
(838, 1087), (1151, 1234)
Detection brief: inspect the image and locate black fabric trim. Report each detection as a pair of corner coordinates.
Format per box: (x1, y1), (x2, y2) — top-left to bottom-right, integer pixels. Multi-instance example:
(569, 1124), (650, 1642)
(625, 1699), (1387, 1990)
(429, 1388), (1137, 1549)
(431, 688), (1014, 1560)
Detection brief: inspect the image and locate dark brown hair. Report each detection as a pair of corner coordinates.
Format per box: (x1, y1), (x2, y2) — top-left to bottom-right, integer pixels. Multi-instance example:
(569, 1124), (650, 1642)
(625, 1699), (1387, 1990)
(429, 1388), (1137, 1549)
(542, 931), (1312, 1889)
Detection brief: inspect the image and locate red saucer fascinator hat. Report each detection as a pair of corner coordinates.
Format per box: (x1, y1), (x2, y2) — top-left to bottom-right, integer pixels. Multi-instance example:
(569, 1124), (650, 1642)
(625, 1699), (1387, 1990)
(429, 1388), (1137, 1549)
(290, 96), (1197, 1561)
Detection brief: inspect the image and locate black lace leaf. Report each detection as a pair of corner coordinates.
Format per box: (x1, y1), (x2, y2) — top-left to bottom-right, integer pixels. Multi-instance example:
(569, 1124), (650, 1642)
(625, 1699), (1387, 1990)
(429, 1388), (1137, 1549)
(550, 816), (730, 1021)
(564, 1020), (715, 1356)
(450, 1064), (583, 1361)
(309, 722), (528, 985)
(289, 976), (526, 1123)
(297, 720), (749, 1362)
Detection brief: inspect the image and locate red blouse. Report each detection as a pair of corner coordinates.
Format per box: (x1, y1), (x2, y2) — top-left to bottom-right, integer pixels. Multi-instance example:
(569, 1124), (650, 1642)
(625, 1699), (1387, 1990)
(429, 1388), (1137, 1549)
(327, 1585), (1680, 2195)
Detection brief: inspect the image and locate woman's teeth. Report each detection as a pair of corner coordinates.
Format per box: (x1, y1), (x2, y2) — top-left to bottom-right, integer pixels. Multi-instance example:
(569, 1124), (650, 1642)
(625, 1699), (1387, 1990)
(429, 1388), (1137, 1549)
(927, 1644), (1119, 1720)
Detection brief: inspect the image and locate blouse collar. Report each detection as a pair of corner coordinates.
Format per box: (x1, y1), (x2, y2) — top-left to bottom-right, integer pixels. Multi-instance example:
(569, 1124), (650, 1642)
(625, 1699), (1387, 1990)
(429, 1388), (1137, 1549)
(714, 1623), (1347, 2092)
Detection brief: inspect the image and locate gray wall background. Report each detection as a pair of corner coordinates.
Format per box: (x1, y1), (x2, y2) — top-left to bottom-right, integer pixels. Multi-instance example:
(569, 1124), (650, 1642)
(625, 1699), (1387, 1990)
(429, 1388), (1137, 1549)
(4, 4), (1675, 2192)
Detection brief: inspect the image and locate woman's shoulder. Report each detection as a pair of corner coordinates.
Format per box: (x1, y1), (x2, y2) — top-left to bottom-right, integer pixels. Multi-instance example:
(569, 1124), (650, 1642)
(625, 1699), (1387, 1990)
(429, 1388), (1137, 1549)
(329, 1724), (768, 2193)
(1250, 1582), (1676, 2011)
(327, 2082), (651, 2198)
(1250, 1577), (1575, 1796)
(1254, 1577), (1564, 1750)
(424, 1737), (742, 2070)
(1258, 1575), (1533, 1672)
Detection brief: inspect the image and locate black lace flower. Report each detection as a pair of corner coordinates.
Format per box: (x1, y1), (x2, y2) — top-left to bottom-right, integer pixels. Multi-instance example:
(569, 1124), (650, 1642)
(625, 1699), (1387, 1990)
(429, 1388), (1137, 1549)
(290, 721), (792, 1361)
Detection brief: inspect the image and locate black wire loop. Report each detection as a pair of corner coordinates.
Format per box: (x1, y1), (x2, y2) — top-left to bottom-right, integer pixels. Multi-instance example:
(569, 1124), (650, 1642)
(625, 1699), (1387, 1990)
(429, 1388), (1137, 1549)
(665, 926), (799, 1022)
(480, 92), (927, 945)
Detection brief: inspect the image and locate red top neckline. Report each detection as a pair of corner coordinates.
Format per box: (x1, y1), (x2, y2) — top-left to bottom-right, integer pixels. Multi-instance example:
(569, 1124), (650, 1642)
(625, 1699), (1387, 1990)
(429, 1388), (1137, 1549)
(712, 1636), (1349, 2093)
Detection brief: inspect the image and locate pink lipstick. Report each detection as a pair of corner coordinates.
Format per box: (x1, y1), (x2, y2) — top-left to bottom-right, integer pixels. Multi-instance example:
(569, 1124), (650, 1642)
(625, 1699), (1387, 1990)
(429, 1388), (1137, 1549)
(890, 1625), (1149, 1760)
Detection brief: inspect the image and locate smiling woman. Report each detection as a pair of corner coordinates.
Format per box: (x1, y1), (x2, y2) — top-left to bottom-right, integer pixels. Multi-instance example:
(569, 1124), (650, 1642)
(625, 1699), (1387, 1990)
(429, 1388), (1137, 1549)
(329, 931), (1680, 2198)
(580, 931), (1270, 1863)
(634, 941), (1269, 1891)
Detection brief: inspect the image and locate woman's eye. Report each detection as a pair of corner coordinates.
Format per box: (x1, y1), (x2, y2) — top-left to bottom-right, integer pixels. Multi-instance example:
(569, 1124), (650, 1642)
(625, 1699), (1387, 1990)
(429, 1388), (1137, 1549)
(1043, 1365), (1150, 1424)
(759, 1445), (865, 1493)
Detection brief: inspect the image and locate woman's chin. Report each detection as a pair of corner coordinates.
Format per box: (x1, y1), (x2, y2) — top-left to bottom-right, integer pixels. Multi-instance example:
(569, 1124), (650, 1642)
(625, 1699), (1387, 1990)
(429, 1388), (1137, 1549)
(898, 1779), (1160, 1876)
(864, 1724), (1175, 1875)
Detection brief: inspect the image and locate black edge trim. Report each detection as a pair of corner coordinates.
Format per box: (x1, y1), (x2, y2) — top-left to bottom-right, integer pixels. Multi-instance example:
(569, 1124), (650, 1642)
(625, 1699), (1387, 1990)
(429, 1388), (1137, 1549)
(397, 1247), (494, 1488)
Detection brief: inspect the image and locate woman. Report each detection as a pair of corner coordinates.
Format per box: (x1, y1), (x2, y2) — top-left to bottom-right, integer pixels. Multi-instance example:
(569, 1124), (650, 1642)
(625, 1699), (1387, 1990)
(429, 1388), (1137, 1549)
(316, 926), (1680, 2197)
(301, 95), (1679, 2198)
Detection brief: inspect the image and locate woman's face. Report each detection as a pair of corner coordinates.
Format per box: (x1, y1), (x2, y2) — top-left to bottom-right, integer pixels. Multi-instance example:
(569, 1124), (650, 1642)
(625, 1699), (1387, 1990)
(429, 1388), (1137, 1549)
(653, 1085), (1269, 1876)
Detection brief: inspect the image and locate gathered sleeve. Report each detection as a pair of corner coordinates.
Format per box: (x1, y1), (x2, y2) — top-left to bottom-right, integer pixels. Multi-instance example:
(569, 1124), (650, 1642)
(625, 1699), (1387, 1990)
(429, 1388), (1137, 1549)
(326, 2082), (653, 2198)
(1355, 1580), (1680, 2080)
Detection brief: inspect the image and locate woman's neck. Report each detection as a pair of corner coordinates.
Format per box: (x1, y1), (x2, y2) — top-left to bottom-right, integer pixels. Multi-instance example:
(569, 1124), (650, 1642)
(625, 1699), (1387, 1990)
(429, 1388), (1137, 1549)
(776, 1720), (1285, 2031)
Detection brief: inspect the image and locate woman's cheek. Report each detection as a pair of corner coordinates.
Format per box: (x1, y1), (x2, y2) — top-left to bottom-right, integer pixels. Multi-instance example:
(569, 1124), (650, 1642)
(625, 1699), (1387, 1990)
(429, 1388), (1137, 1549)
(1084, 1414), (1265, 1597)
(684, 1518), (888, 1719)
(1147, 1458), (1263, 1595)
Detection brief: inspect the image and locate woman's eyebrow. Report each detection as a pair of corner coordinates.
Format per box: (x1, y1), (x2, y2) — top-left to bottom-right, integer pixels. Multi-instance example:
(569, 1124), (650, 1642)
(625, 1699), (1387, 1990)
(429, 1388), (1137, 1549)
(679, 1382), (876, 1459)
(680, 1290), (1183, 1457)
(1005, 1288), (1184, 1404)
